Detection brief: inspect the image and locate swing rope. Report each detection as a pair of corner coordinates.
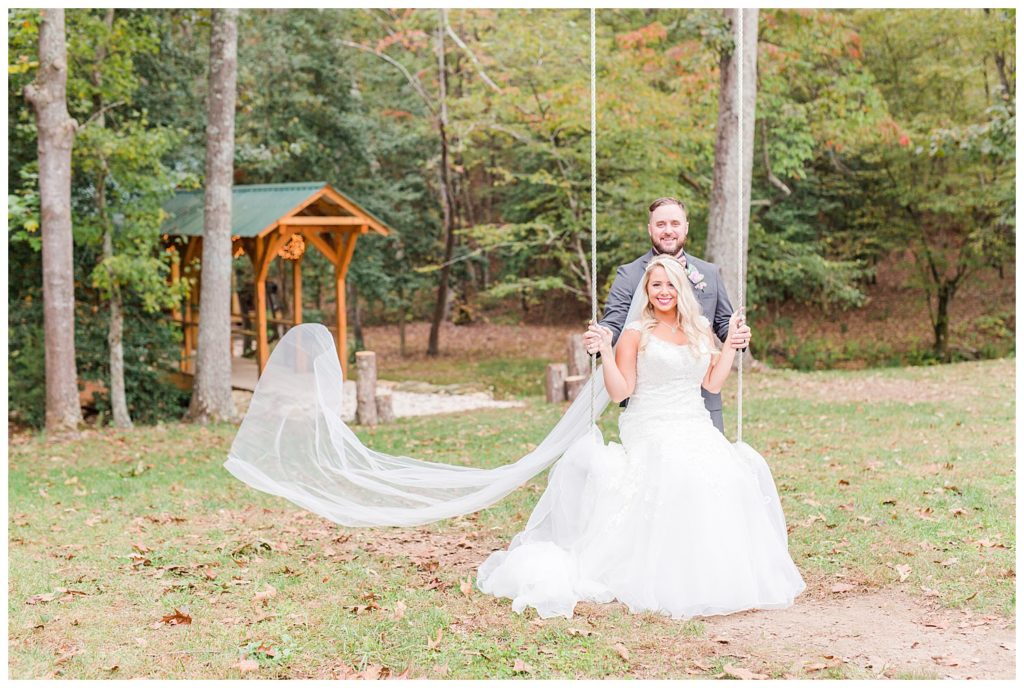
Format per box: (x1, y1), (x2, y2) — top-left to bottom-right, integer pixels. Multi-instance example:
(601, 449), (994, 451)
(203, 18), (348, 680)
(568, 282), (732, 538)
(736, 9), (744, 444)
(589, 8), (598, 427)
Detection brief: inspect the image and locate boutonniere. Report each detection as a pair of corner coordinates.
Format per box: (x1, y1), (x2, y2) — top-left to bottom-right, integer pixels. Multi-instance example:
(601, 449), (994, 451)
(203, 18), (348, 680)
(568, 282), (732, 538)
(684, 263), (707, 292)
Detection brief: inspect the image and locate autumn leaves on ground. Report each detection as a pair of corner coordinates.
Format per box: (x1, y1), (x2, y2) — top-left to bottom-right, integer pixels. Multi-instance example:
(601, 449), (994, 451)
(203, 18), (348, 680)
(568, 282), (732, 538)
(7, 346), (1015, 679)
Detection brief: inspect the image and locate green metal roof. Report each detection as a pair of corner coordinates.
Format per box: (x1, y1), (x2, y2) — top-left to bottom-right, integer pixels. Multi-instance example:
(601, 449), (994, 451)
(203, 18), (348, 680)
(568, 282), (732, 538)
(160, 181), (390, 238)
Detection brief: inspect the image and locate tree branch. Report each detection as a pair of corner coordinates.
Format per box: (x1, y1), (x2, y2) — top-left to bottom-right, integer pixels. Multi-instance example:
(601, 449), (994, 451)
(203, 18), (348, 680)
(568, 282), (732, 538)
(760, 119), (792, 196)
(337, 39), (438, 116)
(444, 18), (501, 93)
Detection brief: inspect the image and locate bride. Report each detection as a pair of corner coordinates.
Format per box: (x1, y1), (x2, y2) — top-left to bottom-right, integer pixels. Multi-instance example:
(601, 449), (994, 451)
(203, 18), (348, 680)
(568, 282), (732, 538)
(475, 255), (805, 619)
(223, 256), (804, 621)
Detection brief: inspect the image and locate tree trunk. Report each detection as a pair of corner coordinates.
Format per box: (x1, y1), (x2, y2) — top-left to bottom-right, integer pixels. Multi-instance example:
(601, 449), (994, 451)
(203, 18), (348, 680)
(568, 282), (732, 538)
(97, 166), (131, 429)
(706, 8), (758, 366)
(104, 228), (132, 428)
(706, 8), (758, 294)
(25, 8), (83, 434)
(933, 283), (952, 361)
(427, 9), (457, 357)
(188, 8), (238, 423)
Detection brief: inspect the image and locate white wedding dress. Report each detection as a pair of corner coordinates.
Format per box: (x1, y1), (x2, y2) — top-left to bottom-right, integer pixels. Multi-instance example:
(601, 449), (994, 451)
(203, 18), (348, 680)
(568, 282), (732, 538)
(476, 321), (806, 619)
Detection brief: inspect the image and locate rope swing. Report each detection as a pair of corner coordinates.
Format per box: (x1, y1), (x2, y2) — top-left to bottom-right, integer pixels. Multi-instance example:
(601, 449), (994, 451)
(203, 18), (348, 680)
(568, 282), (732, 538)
(587, 9), (747, 440)
(590, 8), (598, 427)
(736, 9), (745, 444)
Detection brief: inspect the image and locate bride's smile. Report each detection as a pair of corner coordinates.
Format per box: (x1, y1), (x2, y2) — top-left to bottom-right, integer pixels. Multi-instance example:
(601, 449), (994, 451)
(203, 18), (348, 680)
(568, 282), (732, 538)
(647, 267), (678, 313)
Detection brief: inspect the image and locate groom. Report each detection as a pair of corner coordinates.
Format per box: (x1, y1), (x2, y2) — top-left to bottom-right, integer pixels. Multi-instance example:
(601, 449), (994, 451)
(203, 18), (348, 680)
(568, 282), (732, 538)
(583, 197), (751, 434)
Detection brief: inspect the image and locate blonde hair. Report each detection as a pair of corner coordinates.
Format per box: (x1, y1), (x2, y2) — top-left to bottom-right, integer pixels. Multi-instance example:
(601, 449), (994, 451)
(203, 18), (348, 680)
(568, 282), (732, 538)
(637, 255), (719, 355)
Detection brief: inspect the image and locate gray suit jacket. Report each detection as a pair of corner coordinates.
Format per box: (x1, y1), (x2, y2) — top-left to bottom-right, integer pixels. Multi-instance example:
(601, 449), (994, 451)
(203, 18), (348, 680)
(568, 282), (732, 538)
(598, 249), (735, 433)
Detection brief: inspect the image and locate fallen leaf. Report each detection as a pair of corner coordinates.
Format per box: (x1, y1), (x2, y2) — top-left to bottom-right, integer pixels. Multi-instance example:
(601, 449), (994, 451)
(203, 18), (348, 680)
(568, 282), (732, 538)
(931, 654), (960, 667)
(915, 507), (937, 521)
(920, 586), (942, 597)
(975, 539), (1007, 549)
(512, 658), (534, 674)
(392, 600), (407, 621)
(103, 663), (119, 672)
(999, 642), (1014, 652)
(54, 645), (82, 665)
(612, 642), (630, 662)
(938, 557), (959, 568)
(160, 608), (192, 626)
(427, 628), (442, 650)
(459, 578), (473, 598)
(920, 617), (949, 630)
(831, 583), (856, 593)
(235, 658), (259, 673)
(894, 564), (912, 582)
(254, 584), (277, 606)
(949, 507), (968, 518)
(723, 663), (768, 680)
(804, 662), (827, 672)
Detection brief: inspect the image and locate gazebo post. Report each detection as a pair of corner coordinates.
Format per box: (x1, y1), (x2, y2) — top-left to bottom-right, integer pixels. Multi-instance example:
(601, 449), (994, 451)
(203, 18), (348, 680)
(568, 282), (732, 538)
(169, 245), (183, 370)
(182, 236), (203, 373)
(252, 236), (269, 375)
(252, 231), (290, 375)
(335, 260), (347, 377)
(333, 230), (361, 378)
(292, 254), (303, 325)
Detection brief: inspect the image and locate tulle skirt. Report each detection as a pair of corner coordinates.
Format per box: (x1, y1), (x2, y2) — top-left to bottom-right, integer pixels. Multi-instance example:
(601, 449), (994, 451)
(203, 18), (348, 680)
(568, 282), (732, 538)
(477, 415), (806, 620)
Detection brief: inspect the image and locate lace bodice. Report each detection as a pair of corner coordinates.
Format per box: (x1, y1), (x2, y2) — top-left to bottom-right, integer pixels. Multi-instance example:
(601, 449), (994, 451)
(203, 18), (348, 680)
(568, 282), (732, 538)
(619, 320), (714, 436)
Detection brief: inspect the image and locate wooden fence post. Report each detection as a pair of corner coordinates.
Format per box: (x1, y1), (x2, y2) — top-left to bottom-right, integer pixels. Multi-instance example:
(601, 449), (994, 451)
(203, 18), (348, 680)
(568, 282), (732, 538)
(356, 351), (378, 426)
(565, 375), (586, 401)
(567, 333), (589, 379)
(545, 363), (568, 403)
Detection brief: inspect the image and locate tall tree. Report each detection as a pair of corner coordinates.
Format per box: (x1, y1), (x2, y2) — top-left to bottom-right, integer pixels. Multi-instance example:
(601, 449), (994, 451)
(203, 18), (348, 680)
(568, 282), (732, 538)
(705, 8), (758, 299)
(88, 9), (131, 427)
(427, 9), (456, 356)
(188, 8), (238, 422)
(24, 8), (83, 433)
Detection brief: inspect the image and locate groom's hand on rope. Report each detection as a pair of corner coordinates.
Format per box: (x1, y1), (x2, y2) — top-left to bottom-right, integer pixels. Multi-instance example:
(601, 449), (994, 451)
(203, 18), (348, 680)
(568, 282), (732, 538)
(726, 309), (751, 350)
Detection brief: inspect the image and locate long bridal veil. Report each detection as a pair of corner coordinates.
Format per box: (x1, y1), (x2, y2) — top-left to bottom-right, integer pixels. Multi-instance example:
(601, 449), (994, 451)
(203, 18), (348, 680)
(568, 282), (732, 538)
(223, 286), (646, 528)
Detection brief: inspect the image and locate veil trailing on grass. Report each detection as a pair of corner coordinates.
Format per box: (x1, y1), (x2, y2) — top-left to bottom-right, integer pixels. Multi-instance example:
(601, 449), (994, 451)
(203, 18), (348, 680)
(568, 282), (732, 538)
(223, 285), (646, 528)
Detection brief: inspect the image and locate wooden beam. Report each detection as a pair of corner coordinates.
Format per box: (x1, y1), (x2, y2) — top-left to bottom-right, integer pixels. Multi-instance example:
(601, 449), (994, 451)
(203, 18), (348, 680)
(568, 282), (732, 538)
(292, 254), (303, 325)
(336, 232), (359, 279)
(319, 185), (390, 236)
(256, 231), (289, 283)
(303, 230), (342, 267)
(279, 216), (364, 226)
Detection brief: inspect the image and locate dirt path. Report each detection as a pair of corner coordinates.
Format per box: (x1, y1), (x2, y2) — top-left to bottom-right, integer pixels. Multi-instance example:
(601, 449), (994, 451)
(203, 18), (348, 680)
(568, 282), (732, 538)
(701, 586), (1015, 679)
(355, 526), (1015, 680)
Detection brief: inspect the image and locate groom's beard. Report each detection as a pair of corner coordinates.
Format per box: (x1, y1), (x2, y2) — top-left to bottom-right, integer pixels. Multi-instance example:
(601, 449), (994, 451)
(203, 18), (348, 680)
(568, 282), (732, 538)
(651, 241), (685, 259)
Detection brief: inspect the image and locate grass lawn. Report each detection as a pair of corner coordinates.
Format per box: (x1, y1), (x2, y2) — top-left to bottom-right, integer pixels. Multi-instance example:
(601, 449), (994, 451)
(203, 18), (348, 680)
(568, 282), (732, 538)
(7, 356), (1014, 679)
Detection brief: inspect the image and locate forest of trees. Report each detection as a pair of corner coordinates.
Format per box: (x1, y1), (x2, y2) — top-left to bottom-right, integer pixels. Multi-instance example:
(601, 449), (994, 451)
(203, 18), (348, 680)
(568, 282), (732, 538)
(7, 8), (1016, 429)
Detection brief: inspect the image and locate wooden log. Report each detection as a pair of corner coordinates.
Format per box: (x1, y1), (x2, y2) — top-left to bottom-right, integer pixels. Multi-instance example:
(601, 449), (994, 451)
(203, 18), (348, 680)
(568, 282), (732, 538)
(565, 375), (587, 402)
(567, 333), (589, 378)
(375, 391), (395, 424)
(355, 351), (378, 426)
(545, 363), (568, 403)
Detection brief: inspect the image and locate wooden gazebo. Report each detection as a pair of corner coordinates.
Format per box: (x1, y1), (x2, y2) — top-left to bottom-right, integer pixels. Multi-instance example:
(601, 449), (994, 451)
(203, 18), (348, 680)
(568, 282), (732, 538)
(161, 182), (391, 379)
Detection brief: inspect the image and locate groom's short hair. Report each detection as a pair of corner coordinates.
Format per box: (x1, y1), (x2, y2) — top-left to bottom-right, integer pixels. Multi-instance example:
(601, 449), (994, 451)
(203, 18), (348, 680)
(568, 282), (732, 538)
(648, 197), (687, 219)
